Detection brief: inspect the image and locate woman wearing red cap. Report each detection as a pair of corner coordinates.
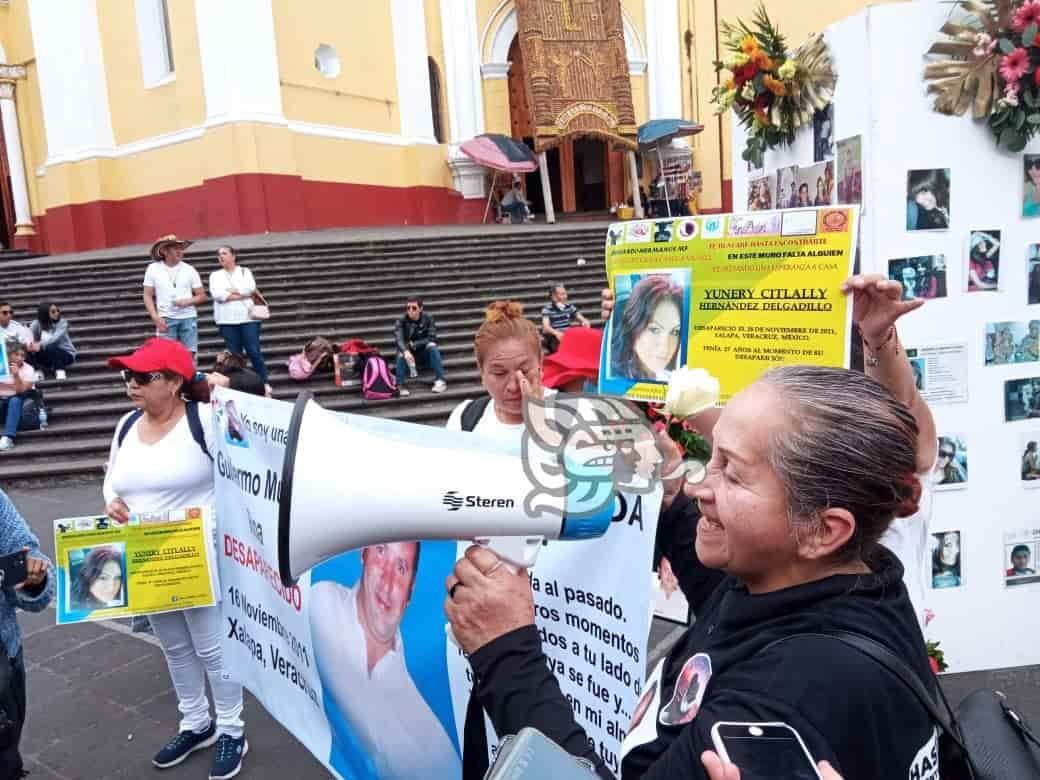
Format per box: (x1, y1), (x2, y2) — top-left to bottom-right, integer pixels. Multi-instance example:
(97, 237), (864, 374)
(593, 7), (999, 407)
(103, 338), (248, 779)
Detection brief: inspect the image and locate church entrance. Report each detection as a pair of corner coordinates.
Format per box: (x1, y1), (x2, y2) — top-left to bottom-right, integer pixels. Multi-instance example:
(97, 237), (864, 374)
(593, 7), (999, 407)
(506, 35), (626, 218)
(0, 118), (17, 250)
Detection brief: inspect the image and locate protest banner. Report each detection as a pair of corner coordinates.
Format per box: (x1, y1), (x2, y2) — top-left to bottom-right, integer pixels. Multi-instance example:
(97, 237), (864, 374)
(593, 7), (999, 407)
(601, 207), (858, 402)
(212, 388), (660, 778)
(54, 506), (217, 624)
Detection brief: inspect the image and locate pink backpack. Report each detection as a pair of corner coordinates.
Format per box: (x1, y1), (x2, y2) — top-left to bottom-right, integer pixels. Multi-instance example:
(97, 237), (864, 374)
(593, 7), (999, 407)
(288, 353), (314, 381)
(361, 354), (398, 400)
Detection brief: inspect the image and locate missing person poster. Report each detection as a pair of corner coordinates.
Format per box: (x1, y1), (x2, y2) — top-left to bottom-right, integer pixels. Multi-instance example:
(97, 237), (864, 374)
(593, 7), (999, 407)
(601, 207), (858, 402)
(905, 342), (969, 405)
(213, 389), (660, 779)
(54, 506), (217, 624)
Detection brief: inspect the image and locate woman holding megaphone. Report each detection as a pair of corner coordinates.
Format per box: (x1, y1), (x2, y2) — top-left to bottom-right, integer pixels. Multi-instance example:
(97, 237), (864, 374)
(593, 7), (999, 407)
(445, 276), (939, 780)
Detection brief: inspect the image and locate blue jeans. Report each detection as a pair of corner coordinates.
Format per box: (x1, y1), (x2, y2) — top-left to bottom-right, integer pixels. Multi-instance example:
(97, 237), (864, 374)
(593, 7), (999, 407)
(161, 317), (198, 354)
(27, 343), (75, 377)
(218, 322), (268, 383)
(0, 395), (24, 438)
(395, 343), (445, 385)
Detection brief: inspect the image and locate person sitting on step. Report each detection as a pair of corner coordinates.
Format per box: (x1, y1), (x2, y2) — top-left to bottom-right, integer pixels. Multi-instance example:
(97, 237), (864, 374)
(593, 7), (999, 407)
(0, 342), (38, 452)
(393, 296), (447, 397)
(499, 179), (532, 224)
(540, 283), (589, 355)
(28, 302), (76, 380)
(0, 303), (38, 357)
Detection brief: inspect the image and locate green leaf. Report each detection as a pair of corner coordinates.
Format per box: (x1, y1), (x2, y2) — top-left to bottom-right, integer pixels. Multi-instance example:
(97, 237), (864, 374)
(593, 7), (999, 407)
(1016, 110), (1027, 131)
(1025, 90), (1038, 109)
(1026, 23), (1038, 48)
(991, 109), (1011, 128)
(1000, 126), (1028, 152)
(1000, 38), (1016, 54)
(1028, 114), (1040, 125)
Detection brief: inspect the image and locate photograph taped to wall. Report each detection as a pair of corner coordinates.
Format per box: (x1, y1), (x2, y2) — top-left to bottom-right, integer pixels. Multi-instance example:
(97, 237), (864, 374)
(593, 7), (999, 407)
(1020, 431), (1040, 487)
(776, 165), (799, 209)
(793, 161), (834, 208)
(813, 104), (835, 162)
(904, 343), (968, 404)
(1028, 244), (1040, 305)
(967, 230), (1001, 292)
(1024, 155), (1040, 218)
(931, 530), (963, 589)
(985, 320), (1040, 366)
(747, 174), (774, 211)
(932, 435), (967, 490)
(906, 169), (950, 231)
(888, 256), (947, 300)
(1005, 376), (1040, 422)
(836, 136), (862, 205)
(1004, 529), (1040, 587)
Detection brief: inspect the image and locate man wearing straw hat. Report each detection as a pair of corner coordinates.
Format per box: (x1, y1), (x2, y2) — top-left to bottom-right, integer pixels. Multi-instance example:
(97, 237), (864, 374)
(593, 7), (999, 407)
(143, 235), (206, 356)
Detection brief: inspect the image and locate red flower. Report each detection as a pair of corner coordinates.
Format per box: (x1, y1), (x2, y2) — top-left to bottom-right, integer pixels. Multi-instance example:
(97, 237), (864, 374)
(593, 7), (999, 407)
(928, 656), (940, 675)
(1013, 0), (1040, 33)
(1000, 47), (1030, 83)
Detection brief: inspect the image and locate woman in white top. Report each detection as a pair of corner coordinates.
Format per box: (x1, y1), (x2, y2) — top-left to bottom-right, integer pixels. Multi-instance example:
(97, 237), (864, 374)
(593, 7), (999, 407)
(103, 338), (248, 779)
(208, 246), (270, 395)
(445, 301), (551, 438)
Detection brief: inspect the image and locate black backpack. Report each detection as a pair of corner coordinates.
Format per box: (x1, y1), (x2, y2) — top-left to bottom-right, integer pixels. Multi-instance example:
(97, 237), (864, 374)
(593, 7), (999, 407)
(460, 396), (491, 432)
(116, 401), (211, 461)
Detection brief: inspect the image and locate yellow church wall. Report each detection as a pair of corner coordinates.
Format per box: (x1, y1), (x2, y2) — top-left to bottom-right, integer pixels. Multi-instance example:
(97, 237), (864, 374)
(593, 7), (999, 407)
(94, 0), (207, 145)
(272, 0), (401, 136)
(424, 0), (452, 142)
(482, 79), (511, 136)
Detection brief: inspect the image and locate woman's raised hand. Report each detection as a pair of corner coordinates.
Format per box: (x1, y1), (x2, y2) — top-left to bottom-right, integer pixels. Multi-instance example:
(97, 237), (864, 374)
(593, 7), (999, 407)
(840, 273), (923, 343)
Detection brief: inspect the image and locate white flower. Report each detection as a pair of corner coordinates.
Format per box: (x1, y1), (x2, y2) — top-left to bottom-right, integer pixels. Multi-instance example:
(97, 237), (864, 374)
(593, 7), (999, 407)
(740, 82), (756, 101)
(663, 367), (721, 419)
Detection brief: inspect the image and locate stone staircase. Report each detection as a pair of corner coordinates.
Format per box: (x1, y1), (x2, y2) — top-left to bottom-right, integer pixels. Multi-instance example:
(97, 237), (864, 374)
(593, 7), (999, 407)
(0, 226), (609, 481)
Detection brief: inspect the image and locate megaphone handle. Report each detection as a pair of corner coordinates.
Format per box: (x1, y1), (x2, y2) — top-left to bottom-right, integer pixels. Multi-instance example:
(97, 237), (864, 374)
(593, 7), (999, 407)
(446, 536), (542, 650)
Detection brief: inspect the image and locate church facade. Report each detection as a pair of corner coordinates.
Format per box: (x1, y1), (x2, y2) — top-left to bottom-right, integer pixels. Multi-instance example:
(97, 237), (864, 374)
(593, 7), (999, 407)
(0, 0), (876, 253)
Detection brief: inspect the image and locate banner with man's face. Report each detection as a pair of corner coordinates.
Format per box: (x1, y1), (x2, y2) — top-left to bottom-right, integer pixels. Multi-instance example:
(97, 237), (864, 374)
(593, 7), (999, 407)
(213, 389), (661, 779)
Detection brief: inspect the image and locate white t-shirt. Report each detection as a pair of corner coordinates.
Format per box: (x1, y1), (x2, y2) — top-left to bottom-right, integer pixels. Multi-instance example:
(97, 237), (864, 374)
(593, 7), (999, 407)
(309, 581), (461, 780)
(0, 321), (33, 347)
(102, 404), (216, 513)
(143, 261), (203, 320)
(445, 389), (557, 441)
(879, 467), (936, 636)
(0, 363), (35, 398)
(209, 266), (257, 325)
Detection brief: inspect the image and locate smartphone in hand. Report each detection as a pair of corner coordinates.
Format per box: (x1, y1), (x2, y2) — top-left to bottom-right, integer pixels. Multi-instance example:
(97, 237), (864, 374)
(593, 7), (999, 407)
(0, 549), (27, 587)
(710, 721), (822, 780)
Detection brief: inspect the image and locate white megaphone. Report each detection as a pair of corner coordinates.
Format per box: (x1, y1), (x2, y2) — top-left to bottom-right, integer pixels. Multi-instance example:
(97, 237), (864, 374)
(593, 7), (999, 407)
(278, 393), (614, 586)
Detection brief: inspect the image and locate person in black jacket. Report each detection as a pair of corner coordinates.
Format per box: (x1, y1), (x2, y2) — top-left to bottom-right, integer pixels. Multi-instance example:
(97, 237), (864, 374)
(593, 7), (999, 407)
(392, 297), (447, 397)
(446, 271), (941, 780)
(446, 365), (936, 780)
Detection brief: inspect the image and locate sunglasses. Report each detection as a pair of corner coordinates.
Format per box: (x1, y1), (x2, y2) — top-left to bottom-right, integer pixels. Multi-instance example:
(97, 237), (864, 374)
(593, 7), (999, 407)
(0, 310), (11, 316)
(1029, 159), (1040, 170)
(406, 305), (420, 311)
(121, 369), (165, 385)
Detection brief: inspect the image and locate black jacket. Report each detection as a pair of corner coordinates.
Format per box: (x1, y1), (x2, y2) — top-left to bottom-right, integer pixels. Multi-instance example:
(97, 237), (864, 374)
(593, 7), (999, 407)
(467, 493), (937, 780)
(393, 312), (437, 353)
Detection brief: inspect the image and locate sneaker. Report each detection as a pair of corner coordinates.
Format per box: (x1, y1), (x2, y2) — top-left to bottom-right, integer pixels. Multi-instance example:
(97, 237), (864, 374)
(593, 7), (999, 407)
(153, 722), (217, 768)
(398, 388), (411, 397)
(432, 379), (447, 393)
(0, 437), (13, 452)
(55, 369), (67, 380)
(408, 366), (418, 379)
(209, 734), (248, 780)
(264, 384), (273, 398)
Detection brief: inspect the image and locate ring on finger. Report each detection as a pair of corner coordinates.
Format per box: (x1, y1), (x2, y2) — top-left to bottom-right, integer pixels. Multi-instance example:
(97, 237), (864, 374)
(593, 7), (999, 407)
(449, 582), (462, 599)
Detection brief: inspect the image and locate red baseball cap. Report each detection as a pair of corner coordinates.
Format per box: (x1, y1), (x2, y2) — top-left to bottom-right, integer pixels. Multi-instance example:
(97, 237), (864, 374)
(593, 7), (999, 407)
(543, 328), (603, 389)
(108, 338), (196, 381)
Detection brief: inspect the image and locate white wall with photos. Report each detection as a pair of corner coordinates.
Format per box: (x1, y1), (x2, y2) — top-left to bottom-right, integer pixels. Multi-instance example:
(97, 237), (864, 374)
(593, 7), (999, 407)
(732, 1), (1040, 673)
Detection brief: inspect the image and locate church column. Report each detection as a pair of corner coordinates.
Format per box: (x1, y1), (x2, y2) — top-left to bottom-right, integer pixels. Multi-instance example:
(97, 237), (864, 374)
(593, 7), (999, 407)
(390, 0), (435, 142)
(441, 0), (487, 198)
(645, 0), (683, 119)
(0, 69), (35, 239)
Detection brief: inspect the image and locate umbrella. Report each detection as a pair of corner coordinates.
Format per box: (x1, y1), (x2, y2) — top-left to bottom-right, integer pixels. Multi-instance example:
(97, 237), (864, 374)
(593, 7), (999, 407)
(459, 134), (539, 223)
(637, 119), (704, 216)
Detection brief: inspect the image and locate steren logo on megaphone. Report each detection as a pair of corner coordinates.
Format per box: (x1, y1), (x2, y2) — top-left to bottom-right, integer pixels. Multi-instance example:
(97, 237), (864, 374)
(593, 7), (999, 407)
(442, 490), (515, 512)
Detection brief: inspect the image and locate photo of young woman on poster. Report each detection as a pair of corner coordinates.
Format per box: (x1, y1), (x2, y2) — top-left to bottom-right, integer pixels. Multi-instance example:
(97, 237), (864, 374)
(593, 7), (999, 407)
(69, 545), (126, 610)
(968, 230), (1001, 292)
(1024, 155), (1040, 217)
(931, 531), (963, 589)
(608, 272), (690, 384)
(906, 169), (950, 231)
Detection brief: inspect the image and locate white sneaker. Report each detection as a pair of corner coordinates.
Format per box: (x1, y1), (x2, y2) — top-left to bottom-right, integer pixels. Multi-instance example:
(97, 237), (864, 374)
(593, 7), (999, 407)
(398, 388), (411, 397)
(264, 384), (273, 398)
(55, 369), (67, 380)
(0, 437), (13, 451)
(432, 380), (447, 393)
(409, 367), (418, 379)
